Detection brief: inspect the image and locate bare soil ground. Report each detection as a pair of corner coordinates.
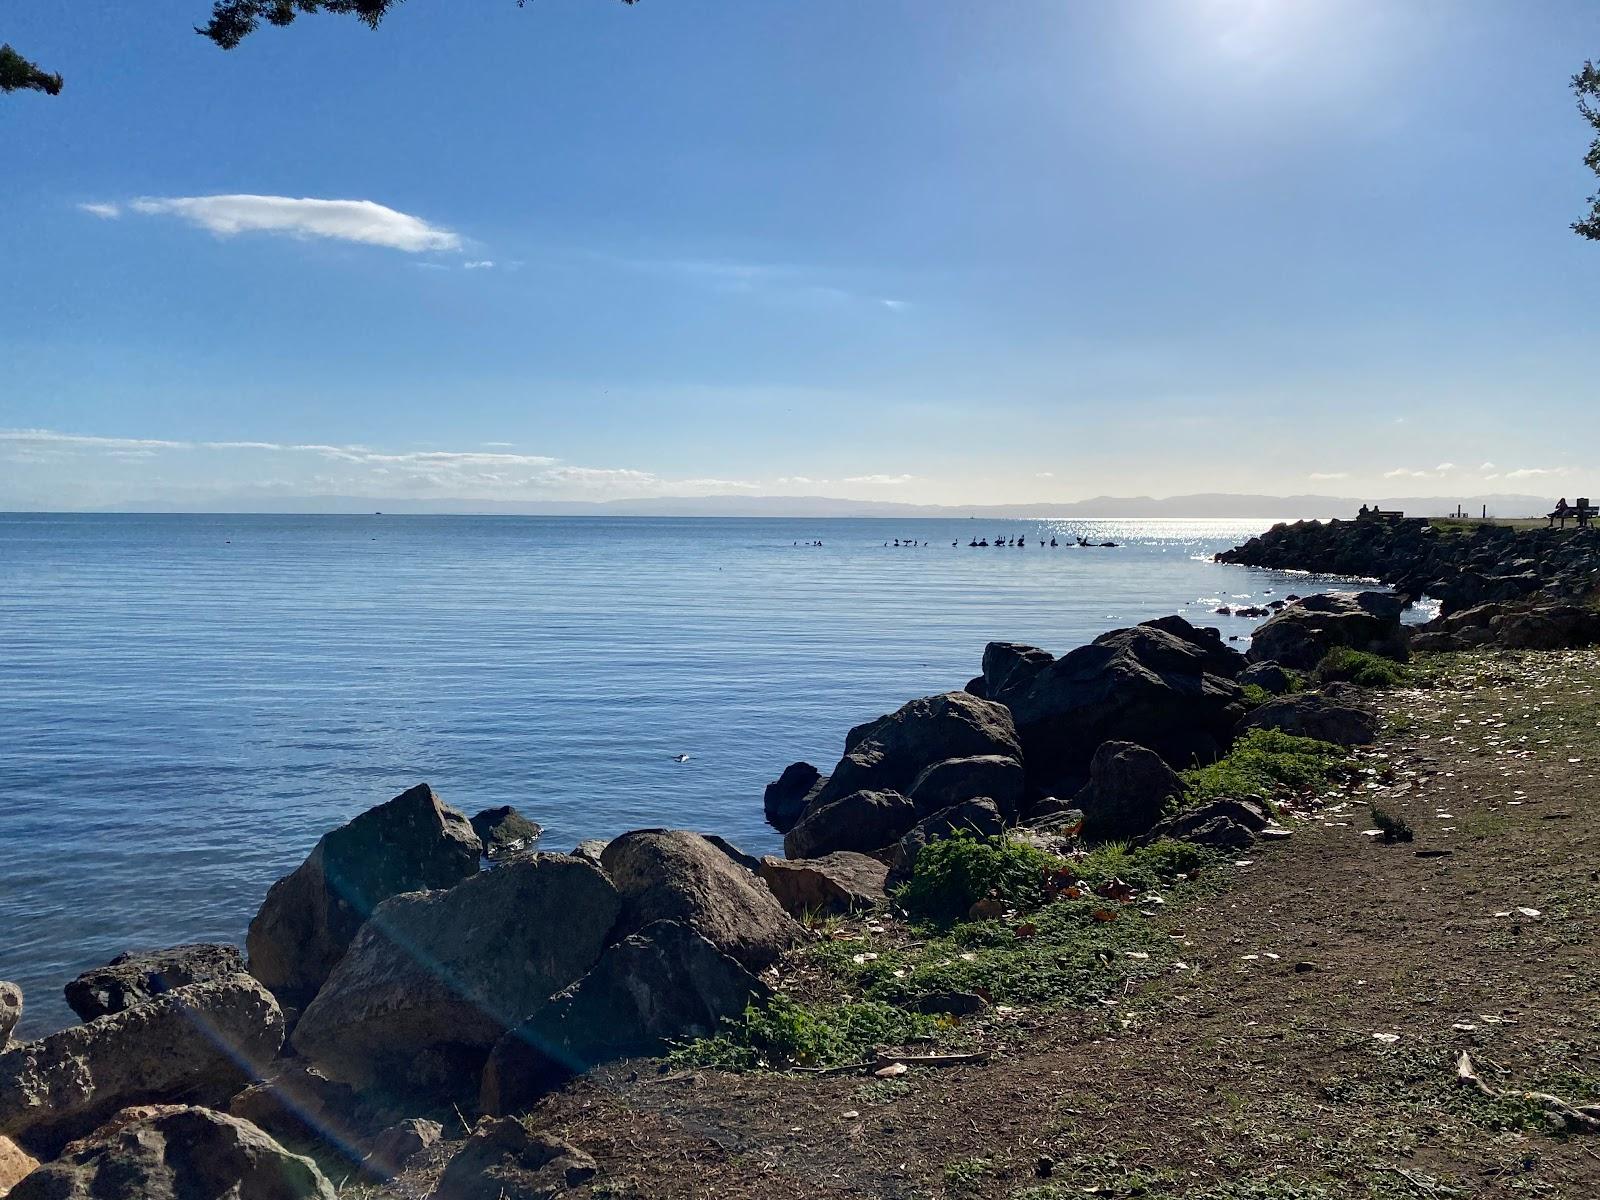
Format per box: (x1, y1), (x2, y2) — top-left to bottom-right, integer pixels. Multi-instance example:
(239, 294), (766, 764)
(379, 648), (1600, 1200)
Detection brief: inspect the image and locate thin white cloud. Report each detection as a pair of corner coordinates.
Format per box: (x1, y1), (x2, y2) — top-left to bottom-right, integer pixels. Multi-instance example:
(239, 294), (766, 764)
(1504, 466), (1564, 480)
(463, 260), (495, 270)
(78, 202), (121, 219)
(844, 473), (916, 486)
(1383, 467), (1433, 479)
(127, 195), (462, 253)
(1308, 471), (1349, 481)
(1035, 471), (1056, 479)
(1435, 462), (1457, 472)
(1479, 461), (1496, 471)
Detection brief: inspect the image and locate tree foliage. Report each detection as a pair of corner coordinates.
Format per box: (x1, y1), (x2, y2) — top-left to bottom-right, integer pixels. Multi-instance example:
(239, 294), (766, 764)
(0, 43), (63, 95)
(197, 0), (638, 52)
(1576, 60), (1600, 240)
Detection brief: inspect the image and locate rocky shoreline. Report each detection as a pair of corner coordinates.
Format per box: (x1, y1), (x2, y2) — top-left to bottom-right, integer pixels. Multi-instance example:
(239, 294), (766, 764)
(3, 527), (1597, 1199)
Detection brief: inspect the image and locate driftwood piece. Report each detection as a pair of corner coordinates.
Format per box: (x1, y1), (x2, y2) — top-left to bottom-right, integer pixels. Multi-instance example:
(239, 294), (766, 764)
(1457, 1050), (1600, 1134)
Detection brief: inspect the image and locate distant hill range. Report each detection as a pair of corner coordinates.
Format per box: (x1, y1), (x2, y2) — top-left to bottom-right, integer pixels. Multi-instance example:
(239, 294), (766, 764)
(94, 492), (1555, 519)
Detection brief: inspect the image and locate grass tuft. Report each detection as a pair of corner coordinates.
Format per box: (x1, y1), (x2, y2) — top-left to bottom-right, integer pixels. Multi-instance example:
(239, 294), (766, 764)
(1181, 728), (1353, 805)
(1316, 646), (1409, 688)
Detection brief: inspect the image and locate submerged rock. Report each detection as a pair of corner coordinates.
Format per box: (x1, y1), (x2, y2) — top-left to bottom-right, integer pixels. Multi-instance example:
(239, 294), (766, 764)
(763, 761), (828, 834)
(481, 919), (767, 1114)
(601, 830), (798, 971)
(247, 783), (482, 1011)
(8, 1105), (334, 1200)
(291, 855), (619, 1094)
(0, 974), (283, 1157)
(470, 806), (543, 859)
(783, 788), (918, 860)
(429, 1119), (596, 1200)
(64, 943), (246, 1022)
(758, 851), (889, 916)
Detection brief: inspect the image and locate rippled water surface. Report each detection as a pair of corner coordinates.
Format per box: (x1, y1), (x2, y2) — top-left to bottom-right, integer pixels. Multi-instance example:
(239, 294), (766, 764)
(3, 513), (1358, 1035)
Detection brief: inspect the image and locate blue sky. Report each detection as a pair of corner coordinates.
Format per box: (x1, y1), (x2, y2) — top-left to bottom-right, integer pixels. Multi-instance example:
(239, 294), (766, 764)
(3, 0), (1597, 510)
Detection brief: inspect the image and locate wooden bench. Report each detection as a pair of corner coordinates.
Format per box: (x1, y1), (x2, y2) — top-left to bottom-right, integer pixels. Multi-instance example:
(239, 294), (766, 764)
(1548, 498), (1596, 529)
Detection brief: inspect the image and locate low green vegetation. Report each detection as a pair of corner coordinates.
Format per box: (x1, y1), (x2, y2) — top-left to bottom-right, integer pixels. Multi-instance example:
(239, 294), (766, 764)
(674, 836), (1219, 1073)
(1369, 803), (1414, 843)
(1181, 728), (1352, 805)
(1239, 682), (1275, 708)
(1315, 646), (1409, 688)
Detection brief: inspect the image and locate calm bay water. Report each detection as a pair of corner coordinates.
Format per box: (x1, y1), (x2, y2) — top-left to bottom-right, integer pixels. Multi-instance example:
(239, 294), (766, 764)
(1, 513), (1357, 1036)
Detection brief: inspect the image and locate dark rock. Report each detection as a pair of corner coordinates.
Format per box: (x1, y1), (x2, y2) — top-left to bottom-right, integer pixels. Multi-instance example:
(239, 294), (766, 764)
(429, 1119), (596, 1200)
(891, 798), (1006, 882)
(247, 784), (482, 1010)
(65, 943), (246, 1022)
(471, 806), (543, 859)
(702, 833), (762, 874)
(809, 691), (1022, 814)
(963, 674), (988, 699)
(758, 851), (889, 916)
(909, 991), (989, 1016)
(1496, 603), (1600, 650)
(571, 838), (608, 863)
(1177, 815), (1254, 850)
(1074, 741), (1186, 842)
(0, 983), (19, 1050)
(227, 1061), (365, 1162)
(907, 753), (1025, 819)
(1143, 799), (1270, 849)
(0, 975), (284, 1157)
(1246, 591), (1408, 670)
(8, 1106), (334, 1200)
(360, 1118), (443, 1182)
(783, 788), (918, 860)
(290, 855), (620, 1093)
(481, 920), (767, 1114)
(1138, 614), (1247, 678)
(1238, 661), (1293, 695)
(1002, 624), (1243, 792)
(600, 830), (799, 972)
(763, 762), (827, 834)
(1240, 694), (1377, 747)
(980, 641), (1056, 704)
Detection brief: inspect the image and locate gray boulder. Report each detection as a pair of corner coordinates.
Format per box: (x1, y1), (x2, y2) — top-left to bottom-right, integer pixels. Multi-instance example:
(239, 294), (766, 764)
(1002, 624), (1243, 792)
(65, 943), (245, 1022)
(1074, 741), (1186, 842)
(783, 788), (918, 859)
(980, 641), (1056, 704)
(291, 855), (620, 1092)
(470, 806), (543, 859)
(360, 1118), (443, 1182)
(247, 784), (482, 1010)
(758, 852), (889, 917)
(481, 920), (768, 1114)
(227, 1060), (366, 1161)
(0, 974), (284, 1156)
(890, 798), (1006, 882)
(0, 983), (19, 1050)
(1240, 694), (1377, 747)
(1239, 661), (1293, 695)
(1143, 799), (1271, 849)
(430, 1119), (596, 1200)
(1139, 615), (1247, 678)
(808, 691), (1022, 813)
(907, 754), (1024, 819)
(1247, 591), (1407, 670)
(571, 838), (608, 863)
(600, 830), (798, 972)
(763, 762), (828, 834)
(9, 1106), (334, 1200)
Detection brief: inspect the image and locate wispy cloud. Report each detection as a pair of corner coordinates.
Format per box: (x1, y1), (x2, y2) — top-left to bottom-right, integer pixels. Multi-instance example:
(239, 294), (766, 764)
(463, 260), (495, 270)
(122, 195), (462, 253)
(1308, 471), (1349, 481)
(78, 202), (121, 219)
(844, 473), (916, 486)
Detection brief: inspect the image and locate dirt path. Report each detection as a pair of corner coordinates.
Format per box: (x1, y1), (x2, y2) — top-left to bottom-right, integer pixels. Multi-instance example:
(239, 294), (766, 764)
(389, 649), (1600, 1199)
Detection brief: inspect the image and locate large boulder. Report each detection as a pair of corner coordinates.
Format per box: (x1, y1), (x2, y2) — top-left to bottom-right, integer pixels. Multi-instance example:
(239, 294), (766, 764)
(226, 1061), (366, 1163)
(980, 642), (1056, 704)
(890, 798), (1006, 882)
(64, 943), (246, 1022)
(0, 974), (284, 1156)
(1074, 741), (1186, 842)
(600, 830), (798, 972)
(291, 854), (620, 1093)
(8, 1106), (333, 1200)
(758, 852), (889, 917)
(1240, 694), (1377, 747)
(0, 983), (19, 1050)
(481, 920), (768, 1114)
(763, 762), (827, 834)
(1246, 591), (1407, 670)
(783, 789), (918, 860)
(1001, 624), (1243, 792)
(808, 692), (1022, 813)
(1496, 603), (1600, 650)
(1138, 615), (1247, 678)
(470, 806), (543, 859)
(429, 1119), (595, 1200)
(247, 784), (482, 1010)
(907, 754), (1025, 820)
(1238, 661), (1293, 695)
